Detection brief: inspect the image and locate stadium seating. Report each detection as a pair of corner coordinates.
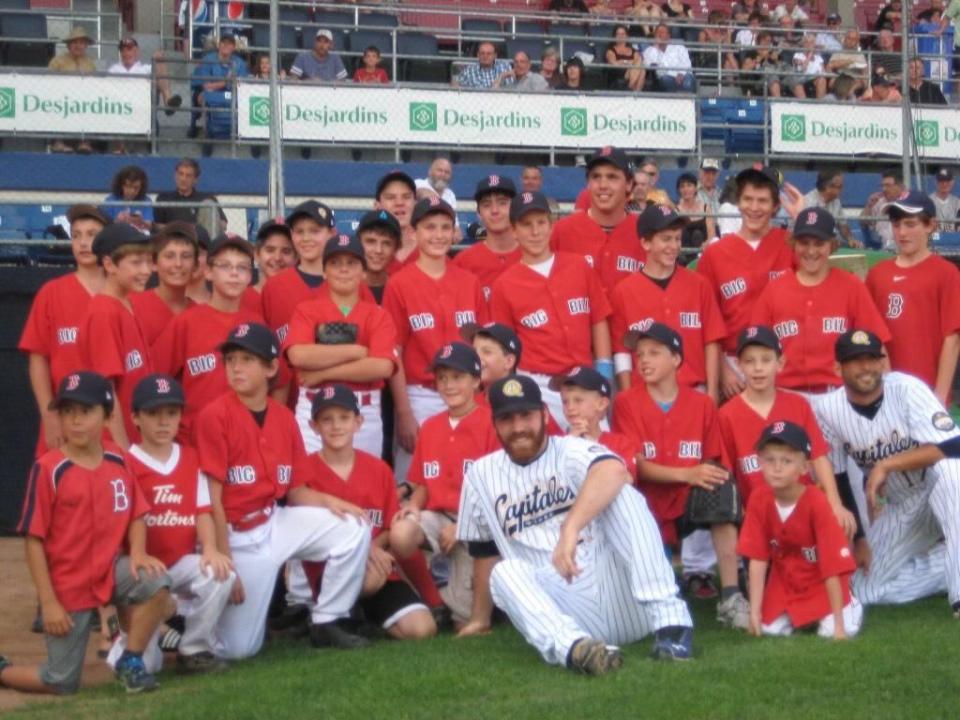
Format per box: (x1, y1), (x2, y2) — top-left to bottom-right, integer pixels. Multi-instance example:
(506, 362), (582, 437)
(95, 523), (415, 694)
(396, 32), (446, 83)
(0, 12), (52, 67)
(347, 29), (395, 65)
(358, 12), (399, 29)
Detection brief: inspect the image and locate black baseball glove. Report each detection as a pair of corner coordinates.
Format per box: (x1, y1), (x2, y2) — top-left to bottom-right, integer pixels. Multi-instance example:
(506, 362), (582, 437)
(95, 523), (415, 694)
(684, 466), (742, 526)
(315, 322), (359, 344)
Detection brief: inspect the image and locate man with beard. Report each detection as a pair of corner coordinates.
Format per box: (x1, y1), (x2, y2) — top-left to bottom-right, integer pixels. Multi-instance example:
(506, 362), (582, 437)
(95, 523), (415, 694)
(455, 375), (693, 674)
(814, 330), (960, 616)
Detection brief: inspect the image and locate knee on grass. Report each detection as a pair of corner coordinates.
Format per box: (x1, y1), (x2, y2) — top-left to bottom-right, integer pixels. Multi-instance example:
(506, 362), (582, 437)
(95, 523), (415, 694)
(388, 608), (437, 640)
(389, 519), (425, 559)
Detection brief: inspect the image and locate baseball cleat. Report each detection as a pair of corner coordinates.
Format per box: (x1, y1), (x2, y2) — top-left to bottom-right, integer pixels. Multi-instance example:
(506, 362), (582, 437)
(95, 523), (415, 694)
(115, 654), (159, 693)
(716, 592), (751, 630)
(567, 638), (624, 676)
(682, 573), (718, 600)
(309, 620), (372, 650)
(952, 602), (960, 619)
(650, 626), (693, 661)
(176, 651), (228, 674)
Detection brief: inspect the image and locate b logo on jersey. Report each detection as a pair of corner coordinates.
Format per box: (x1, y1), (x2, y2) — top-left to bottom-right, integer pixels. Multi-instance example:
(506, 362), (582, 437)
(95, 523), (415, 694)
(454, 311), (477, 328)
(720, 278), (747, 299)
(583, 254), (595, 268)
(125, 350), (144, 372)
(57, 327), (78, 345)
(277, 465), (292, 485)
(187, 353), (217, 377)
(422, 461), (440, 479)
(678, 441), (702, 459)
(679, 312), (701, 329)
(642, 442), (657, 459)
(567, 298), (590, 315)
(409, 313), (435, 331)
(521, 309), (549, 328)
(110, 478), (130, 513)
(801, 546), (817, 563)
(822, 317), (847, 334)
(773, 320), (799, 339)
(227, 465), (257, 485)
(886, 293), (904, 320)
(495, 476), (576, 537)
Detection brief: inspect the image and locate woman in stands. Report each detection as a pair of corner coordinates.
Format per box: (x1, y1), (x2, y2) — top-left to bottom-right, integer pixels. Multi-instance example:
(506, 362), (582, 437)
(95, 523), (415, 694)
(604, 25), (646, 91)
(103, 165), (154, 234)
(539, 48), (564, 88)
(626, 0), (664, 38)
(675, 172), (715, 248)
(560, 57), (586, 90)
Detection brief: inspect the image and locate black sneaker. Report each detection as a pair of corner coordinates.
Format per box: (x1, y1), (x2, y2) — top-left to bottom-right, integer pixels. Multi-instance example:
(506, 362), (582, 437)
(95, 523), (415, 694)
(31, 605), (42, 633)
(164, 94), (183, 117)
(176, 651), (228, 674)
(115, 653), (159, 693)
(309, 620), (371, 650)
(430, 606), (453, 633)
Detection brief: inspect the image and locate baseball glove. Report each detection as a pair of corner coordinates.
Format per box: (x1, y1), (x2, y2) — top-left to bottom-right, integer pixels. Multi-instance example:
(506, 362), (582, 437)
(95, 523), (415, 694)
(684, 467), (742, 526)
(315, 322), (359, 345)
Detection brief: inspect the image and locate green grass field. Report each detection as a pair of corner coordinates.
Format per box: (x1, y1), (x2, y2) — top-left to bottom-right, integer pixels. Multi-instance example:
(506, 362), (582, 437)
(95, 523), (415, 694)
(7, 597), (959, 720)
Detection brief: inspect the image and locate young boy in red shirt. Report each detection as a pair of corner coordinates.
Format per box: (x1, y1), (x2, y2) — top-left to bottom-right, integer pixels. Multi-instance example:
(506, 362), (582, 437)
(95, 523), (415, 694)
(2, 371), (171, 694)
(357, 209), (401, 305)
(738, 421), (862, 639)
(251, 218), (295, 294)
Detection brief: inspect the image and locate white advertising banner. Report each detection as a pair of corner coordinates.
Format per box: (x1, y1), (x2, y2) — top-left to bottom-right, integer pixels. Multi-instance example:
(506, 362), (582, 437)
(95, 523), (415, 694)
(909, 106), (960, 161)
(237, 82), (697, 150)
(0, 73), (152, 136)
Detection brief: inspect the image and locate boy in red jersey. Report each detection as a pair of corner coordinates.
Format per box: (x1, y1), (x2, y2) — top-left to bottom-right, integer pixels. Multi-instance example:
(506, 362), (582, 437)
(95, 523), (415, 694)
(383, 196), (487, 481)
(696, 167), (804, 399)
(610, 204), (725, 402)
(284, 232), (397, 456)
(357, 209), (401, 304)
(152, 234), (263, 441)
(866, 191), (960, 405)
(391, 343), (500, 634)
(612, 323), (749, 629)
(80, 223), (155, 449)
(491, 191), (612, 428)
(109, 374), (234, 674)
(251, 218), (295, 293)
(301, 384), (437, 640)
(550, 146), (645, 293)
(130, 222), (199, 347)
(20, 204), (107, 456)
(452, 175), (521, 303)
(373, 170), (418, 270)
(2, 372), (171, 694)
(738, 421), (862, 639)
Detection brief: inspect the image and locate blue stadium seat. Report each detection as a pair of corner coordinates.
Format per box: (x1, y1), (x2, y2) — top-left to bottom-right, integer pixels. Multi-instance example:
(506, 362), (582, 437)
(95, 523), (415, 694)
(560, 39), (595, 60)
(506, 37), (547, 62)
(0, 12), (52, 67)
(933, 231), (960, 249)
(722, 99), (764, 154)
(0, 0), (30, 8)
(313, 11), (356, 31)
(251, 22), (300, 52)
(358, 12), (399, 29)
(699, 98), (736, 142)
(511, 20), (548, 38)
(552, 22), (588, 38)
(462, 18), (503, 35)
(347, 30), (394, 58)
(397, 32), (445, 83)
(278, 5), (312, 26)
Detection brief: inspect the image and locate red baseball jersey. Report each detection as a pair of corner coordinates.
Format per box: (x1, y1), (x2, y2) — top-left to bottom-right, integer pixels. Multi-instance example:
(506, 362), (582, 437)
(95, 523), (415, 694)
(80, 294), (153, 443)
(127, 443), (210, 568)
(409, 406), (500, 513)
(152, 303), (264, 441)
(550, 211), (646, 292)
(17, 447), (148, 612)
(451, 242), (522, 303)
(737, 485), (855, 626)
(194, 392), (308, 525)
(609, 267), (726, 387)
(718, 391), (829, 505)
(751, 269), (891, 390)
(387, 248), (419, 276)
(598, 430), (639, 481)
(382, 263), (487, 386)
(612, 384), (727, 543)
(866, 254), (960, 389)
(489, 253), (612, 375)
(241, 285), (261, 315)
(283, 293), (398, 392)
(304, 450), (398, 540)
(129, 290), (193, 348)
(696, 229), (794, 353)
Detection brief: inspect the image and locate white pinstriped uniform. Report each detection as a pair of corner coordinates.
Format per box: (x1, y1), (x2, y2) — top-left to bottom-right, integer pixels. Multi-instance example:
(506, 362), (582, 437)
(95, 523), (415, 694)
(457, 436), (691, 666)
(815, 372), (960, 606)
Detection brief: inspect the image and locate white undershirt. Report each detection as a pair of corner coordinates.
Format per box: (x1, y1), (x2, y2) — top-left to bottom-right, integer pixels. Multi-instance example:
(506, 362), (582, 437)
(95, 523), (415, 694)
(529, 255), (555, 278)
(775, 501), (797, 522)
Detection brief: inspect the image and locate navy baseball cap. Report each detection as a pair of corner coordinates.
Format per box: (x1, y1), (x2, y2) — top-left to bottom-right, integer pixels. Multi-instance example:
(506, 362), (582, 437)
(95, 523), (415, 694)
(286, 200), (335, 228)
(474, 174), (517, 202)
(736, 325), (782, 356)
(219, 322), (279, 361)
(208, 232), (254, 261)
(736, 166), (781, 192)
(756, 420), (812, 457)
(132, 374), (185, 412)
(67, 204), (110, 226)
(92, 222), (150, 260)
(411, 195), (456, 226)
(462, 322), (522, 362)
(586, 146), (633, 176)
(835, 329), (884, 363)
(488, 375), (543, 418)
(510, 191), (552, 223)
(311, 383), (359, 418)
(551, 366), (612, 398)
(255, 217), (291, 244)
(792, 207), (836, 242)
(356, 209), (401, 243)
(375, 169), (416, 199)
(936, 167), (954, 181)
(885, 190), (937, 219)
(50, 371), (114, 412)
(194, 223), (212, 251)
(155, 221), (199, 247)
(323, 232), (367, 268)
(637, 204), (688, 238)
(623, 322), (684, 360)
(430, 342), (481, 377)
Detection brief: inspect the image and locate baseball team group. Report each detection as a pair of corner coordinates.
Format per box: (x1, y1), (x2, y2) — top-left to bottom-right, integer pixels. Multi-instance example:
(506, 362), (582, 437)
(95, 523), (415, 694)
(2, 145), (959, 696)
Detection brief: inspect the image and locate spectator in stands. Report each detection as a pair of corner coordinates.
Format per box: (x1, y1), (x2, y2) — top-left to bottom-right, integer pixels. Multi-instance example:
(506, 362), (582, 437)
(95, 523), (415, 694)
(252, 52), (286, 80)
(824, 74), (858, 102)
(783, 33), (826, 98)
(495, 51), (549, 91)
(676, 172), (715, 247)
(522, 166), (544, 193)
(590, 0), (618, 18)
(549, 0), (589, 13)
(775, 15), (802, 48)
(826, 29), (869, 92)
(353, 46), (389, 84)
(640, 158), (674, 207)
(290, 28), (348, 81)
(860, 169), (903, 250)
(643, 23), (695, 92)
(698, 158), (721, 218)
(48, 27), (96, 154)
(697, 11), (739, 75)
(874, 0), (903, 32)
(735, 12), (764, 47)
(560, 56), (586, 89)
(907, 56), (948, 104)
(732, 0), (765, 21)
(604, 25), (646, 91)
(192, 33), (249, 145)
(815, 13), (844, 52)
(859, 74), (902, 103)
(626, 0), (664, 38)
(872, 28), (903, 81)
(416, 157), (460, 239)
(662, 0), (696, 41)
(154, 158), (227, 231)
(455, 41), (512, 89)
(772, 0), (808, 22)
(539, 47), (564, 88)
(739, 31), (784, 97)
(716, 177), (741, 237)
(803, 169), (860, 248)
(103, 165), (154, 234)
(109, 37), (181, 114)
(930, 167), (960, 232)
(626, 169), (651, 212)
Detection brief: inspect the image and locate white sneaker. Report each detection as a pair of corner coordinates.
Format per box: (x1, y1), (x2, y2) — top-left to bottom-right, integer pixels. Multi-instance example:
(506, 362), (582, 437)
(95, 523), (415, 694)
(716, 592), (751, 630)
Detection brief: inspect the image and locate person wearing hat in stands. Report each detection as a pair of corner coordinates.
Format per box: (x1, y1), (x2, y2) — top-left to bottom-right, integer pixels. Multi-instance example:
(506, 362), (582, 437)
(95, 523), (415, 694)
(858, 73), (902, 103)
(48, 26), (96, 153)
(815, 13), (844, 52)
(191, 33), (249, 145)
(251, 217), (295, 294)
(866, 191), (960, 405)
(373, 170), (419, 271)
(290, 28), (348, 81)
(151, 233), (264, 442)
(929, 167), (960, 232)
(697, 158), (722, 219)
(451, 175), (522, 304)
(802, 170), (860, 249)
(19, 205), (108, 456)
(356, 209), (401, 304)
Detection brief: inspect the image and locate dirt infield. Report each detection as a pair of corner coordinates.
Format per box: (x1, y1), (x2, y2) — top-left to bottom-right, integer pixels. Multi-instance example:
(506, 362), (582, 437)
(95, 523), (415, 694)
(0, 537), (114, 712)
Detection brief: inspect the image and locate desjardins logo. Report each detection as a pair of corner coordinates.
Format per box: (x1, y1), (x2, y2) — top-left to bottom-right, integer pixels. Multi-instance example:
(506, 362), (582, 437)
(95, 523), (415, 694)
(914, 120), (939, 147)
(561, 107), (587, 136)
(249, 96), (271, 127)
(0, 87), (15, 118)
(409, 102), (437, 132)
(781, 114), (805, 142)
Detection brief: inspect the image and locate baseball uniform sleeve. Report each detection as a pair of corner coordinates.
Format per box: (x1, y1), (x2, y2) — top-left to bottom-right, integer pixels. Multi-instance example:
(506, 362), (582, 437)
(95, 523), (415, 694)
(562, 436), (621, 492)
(130, 477), (150, 521)
(815, 398), (848, 474)
(811, 490), (856, 579)
(797, 396), (830, 460)
(150, 315), (184, 377)
(488, 278), (516, 329)
(286, 417), (311, 493)
(83, 308), (125, 379)
(608, 288), (630, 355)
(196, 469), (212, 514)
(937, 262), (960, 337)
(849, 278), (891, 344)
(456, 468), (492, 543)
(407, 432), (426, 487)
(382, 281), (410, 349)
(283, 303), (320, 353)
(717, 410), (742, 480)
(702, 398), (730, 469)
(17, 461), (52, 539)
(901, 373), (960, 445)
(699, 275), (728, 344)
(749, 283), (776, 327)
(367, 306), (399, 364)
(18, 284), (53, 356)
(194, 404), (228, 483)
(735, 493), (770, 560)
